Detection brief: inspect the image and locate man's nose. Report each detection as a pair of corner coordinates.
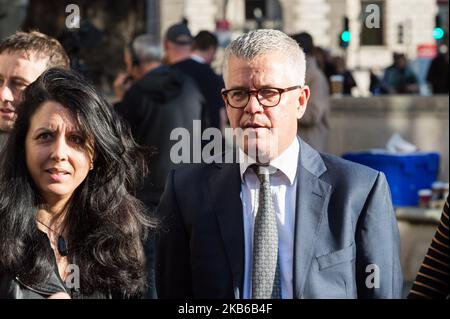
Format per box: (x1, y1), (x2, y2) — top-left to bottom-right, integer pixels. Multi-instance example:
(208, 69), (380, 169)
(244, 93), (264, 114)
(0, 85), (14, 104)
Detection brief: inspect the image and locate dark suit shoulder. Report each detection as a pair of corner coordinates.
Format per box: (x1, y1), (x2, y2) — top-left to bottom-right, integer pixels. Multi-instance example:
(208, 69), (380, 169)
(321, 152), (378, 175)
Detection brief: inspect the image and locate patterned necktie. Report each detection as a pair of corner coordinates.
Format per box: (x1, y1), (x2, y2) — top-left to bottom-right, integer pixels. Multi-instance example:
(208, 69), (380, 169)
(251, 165), (281, 299)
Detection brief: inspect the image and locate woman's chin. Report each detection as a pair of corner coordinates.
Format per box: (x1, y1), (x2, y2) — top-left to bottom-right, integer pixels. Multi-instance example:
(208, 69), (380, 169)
(40, 186), (74, 201)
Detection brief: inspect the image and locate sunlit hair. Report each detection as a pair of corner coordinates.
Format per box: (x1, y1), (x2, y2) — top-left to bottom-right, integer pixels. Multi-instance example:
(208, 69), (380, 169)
(0, 30), (69, 69)
(0, 68), (154, 298)
(130, 34), (162, 65)
(222, 29), (306, 86)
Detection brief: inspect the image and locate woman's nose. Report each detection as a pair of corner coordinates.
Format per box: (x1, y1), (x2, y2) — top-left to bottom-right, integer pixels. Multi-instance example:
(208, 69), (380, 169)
(50, 137), (69, 161)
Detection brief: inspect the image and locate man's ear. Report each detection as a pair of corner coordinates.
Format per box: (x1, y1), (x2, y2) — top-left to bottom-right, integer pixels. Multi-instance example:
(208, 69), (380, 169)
(130, 65), (141, 81)
(221, 89), (227, 107)
(297, 85), (310, 119)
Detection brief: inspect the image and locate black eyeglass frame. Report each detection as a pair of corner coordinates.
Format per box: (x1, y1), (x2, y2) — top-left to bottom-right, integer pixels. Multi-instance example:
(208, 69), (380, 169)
(221, 85), (302, 109)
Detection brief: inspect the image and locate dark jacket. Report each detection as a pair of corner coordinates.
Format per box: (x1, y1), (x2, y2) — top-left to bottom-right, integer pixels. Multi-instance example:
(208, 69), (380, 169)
(0, 233), (108, 299)
(427, 53), (449, 94)
(0, 272), (68, 299)
(0, 271), (109, 299)
(116, 65), (204, 208)
(171, 58), (225, 131)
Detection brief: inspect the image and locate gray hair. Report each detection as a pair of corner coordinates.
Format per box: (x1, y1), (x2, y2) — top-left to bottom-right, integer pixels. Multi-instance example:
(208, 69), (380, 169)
(131, 34), (162, 64)
(222, 29), (306, 86)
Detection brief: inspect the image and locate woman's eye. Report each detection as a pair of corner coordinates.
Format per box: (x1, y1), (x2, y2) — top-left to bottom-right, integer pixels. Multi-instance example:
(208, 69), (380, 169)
(69, 135), (84, 145)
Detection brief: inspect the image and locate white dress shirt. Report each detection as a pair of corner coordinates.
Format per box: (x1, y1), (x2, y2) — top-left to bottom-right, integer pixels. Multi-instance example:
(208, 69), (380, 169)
(239, 138), (299, 299)
(190, 54), (206, 64)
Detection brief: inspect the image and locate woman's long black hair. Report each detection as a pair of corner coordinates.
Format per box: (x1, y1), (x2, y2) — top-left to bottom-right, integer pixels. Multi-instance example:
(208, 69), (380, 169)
(0, 68), (154, 297)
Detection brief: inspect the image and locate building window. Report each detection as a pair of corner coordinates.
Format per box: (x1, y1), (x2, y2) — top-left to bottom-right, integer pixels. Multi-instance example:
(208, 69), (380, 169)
(360, 0), (384, 46)
(245, 0), (266, 20)
(244, 0), (283, 30)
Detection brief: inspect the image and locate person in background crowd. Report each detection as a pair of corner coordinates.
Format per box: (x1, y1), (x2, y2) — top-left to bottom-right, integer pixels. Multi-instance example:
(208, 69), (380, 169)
(115, 34), (204, 298)
(164, 23), (225, 132)
(0, 68), (153, 299)
(0, 31), (69, 148)
(191, 30), (219, 65)
(116, 33), (204, 211)
(292, 32), (330, 152)
(381, 52), (419, 94)
(426, 44), (449, 94)
(369, 68), (383, 96)
(331, 56), (357, 95)
(190, 30), (226, 132)
(313, 46), (334, 88)
(408, 195), (449, 299)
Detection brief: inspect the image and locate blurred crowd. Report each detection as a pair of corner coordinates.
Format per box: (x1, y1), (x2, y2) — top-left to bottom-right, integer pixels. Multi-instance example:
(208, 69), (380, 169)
(309, 43), (449, 96)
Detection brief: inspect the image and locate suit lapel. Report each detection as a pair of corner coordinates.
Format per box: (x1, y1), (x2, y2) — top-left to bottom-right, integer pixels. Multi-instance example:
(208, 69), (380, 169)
(293, 139), (332, 298)
(208, 162), (245, 298)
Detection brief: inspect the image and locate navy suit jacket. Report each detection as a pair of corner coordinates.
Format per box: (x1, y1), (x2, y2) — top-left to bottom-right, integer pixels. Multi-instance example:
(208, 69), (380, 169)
(155, 138), (403, 298)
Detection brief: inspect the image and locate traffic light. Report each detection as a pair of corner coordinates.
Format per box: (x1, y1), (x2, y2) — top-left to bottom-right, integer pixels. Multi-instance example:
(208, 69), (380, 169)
(433, 15), (445, 40)
(339, 17), (350, 48)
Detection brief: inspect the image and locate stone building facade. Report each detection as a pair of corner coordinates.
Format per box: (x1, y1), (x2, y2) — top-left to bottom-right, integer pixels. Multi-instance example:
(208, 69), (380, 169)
(158, 0), (446, 73)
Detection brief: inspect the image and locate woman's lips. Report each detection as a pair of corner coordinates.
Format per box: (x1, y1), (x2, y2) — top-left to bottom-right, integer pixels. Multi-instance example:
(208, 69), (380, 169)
(45, 168), (70, 182)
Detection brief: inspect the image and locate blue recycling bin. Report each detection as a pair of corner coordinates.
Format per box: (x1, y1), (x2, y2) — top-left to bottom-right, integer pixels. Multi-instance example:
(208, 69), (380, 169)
(342, 151), (440, 206)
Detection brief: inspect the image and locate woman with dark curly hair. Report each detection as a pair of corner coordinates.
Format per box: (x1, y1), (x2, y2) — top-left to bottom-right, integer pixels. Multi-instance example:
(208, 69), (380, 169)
(0, 68), (154, 299)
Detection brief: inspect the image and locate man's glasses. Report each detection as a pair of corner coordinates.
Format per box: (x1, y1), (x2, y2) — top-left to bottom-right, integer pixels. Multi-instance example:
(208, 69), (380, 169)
(222, 85), (302, 109)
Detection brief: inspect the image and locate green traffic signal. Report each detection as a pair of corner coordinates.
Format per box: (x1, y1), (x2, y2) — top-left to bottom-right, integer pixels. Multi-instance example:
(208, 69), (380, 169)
(341, 30), (351, 42)
(433, 27), (444, 40)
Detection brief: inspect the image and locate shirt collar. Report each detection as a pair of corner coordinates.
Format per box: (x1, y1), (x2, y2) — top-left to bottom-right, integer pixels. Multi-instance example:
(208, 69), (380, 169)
(239, 137), (299, 185)
(190, 54), (206, 64)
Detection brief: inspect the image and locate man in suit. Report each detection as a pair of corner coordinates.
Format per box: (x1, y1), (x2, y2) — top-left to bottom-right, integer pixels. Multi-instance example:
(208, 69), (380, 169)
(155, 29), (403, 299)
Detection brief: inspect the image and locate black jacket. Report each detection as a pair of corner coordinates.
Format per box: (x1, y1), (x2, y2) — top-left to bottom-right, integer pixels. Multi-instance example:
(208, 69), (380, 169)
(116, 66), (205, 208)
(171, 58), (224, 131)
(0, 272), (69, 299)
(0, 271), (109, 299)
(0, 232), (108, 299)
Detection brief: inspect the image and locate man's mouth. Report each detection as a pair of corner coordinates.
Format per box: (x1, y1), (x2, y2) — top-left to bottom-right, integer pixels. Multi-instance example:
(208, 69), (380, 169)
(0, 107), (16, 115)
(243, 124), (270, 131)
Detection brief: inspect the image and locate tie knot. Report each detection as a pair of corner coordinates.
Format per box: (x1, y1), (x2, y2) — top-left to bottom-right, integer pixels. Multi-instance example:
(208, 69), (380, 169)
(251, 165), (276, 184)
